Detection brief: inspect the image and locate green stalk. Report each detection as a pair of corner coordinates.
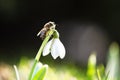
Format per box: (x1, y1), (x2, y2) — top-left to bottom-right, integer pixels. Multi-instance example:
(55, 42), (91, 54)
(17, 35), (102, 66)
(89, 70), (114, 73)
(28, 29), (55, 80)
(28, 60), (37, 80)
(14, 65), (20, 80)
(97, 69), (101, 80)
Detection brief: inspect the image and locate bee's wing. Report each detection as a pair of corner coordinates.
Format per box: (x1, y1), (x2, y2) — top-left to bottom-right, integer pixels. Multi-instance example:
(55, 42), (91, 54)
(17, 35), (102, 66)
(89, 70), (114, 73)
(37, 30), (42, 36)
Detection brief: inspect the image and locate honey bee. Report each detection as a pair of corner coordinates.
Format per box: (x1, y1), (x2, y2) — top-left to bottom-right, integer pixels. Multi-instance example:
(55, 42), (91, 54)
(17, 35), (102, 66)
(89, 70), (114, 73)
(37, 21), (56, 39)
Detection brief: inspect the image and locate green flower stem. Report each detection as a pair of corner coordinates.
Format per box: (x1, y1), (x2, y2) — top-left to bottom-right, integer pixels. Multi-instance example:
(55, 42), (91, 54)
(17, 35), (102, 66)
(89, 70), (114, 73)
(35, 29), (55, 61)
(53, 30), (59, 38)
(29, 29), (55, 80)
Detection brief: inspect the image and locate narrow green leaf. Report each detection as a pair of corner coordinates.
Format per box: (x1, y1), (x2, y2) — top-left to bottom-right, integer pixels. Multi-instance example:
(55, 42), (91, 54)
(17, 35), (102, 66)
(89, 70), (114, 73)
(13, 65), (20, 80)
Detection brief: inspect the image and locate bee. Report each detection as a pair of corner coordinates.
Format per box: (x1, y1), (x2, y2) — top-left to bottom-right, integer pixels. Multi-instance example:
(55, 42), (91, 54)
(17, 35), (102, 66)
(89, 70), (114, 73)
(37, 21), (56, 39)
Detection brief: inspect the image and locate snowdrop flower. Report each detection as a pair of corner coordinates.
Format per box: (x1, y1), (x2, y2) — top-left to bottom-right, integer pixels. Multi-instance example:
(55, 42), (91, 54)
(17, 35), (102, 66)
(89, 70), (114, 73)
(43, 38), (66, 59)
(42, 31), (66, 59)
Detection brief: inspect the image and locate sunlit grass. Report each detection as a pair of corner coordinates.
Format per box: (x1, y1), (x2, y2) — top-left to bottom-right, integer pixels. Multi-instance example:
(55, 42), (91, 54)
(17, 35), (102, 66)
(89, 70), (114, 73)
(18, 57), (86, 80)
(0, 42), (119, 80)
(0, 41), (119, 80)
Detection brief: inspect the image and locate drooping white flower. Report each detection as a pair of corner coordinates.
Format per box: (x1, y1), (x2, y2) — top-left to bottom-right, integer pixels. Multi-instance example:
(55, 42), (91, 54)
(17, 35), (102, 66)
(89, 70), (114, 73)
(43, 38), (66, 59)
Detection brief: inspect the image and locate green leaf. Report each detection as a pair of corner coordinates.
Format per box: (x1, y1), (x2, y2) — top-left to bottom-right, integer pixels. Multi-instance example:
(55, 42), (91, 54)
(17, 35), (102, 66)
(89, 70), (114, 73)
(32, 65), (48, 80)
(105, 42), (119, 80)
(87, 52), (97, 80)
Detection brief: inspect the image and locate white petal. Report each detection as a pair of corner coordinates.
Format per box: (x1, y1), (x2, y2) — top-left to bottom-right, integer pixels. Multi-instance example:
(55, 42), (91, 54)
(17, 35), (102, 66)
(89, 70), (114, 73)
(42, 39), (53, 56)
(51, 39), (59, 59)
(57, 39), (66, 59)
(51, 38), (66, 59)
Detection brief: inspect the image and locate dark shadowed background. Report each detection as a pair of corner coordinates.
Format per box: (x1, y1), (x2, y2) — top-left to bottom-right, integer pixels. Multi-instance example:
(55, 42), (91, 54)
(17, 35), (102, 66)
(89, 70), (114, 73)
(0, 0), (120, 64)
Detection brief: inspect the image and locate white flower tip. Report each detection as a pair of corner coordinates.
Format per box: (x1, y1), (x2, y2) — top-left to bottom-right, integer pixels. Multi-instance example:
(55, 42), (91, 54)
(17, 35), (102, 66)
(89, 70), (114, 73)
(59, 48), (66, 59)
(60, 53), (65, 59)
(52, 56), (58, 59)
(51, 52), (59, 59)
(42, 52), (49, 56)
